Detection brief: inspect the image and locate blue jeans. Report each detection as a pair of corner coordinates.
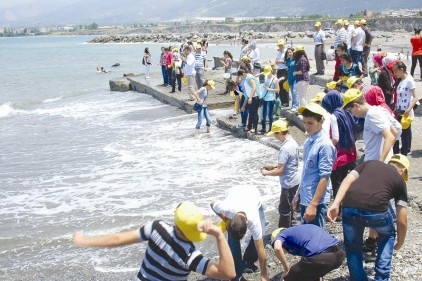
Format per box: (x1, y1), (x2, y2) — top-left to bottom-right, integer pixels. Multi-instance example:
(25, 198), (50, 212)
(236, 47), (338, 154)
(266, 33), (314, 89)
(342, 207), (396, 281)
(300, 203), (327, 227)
(239, 95), (249, 127)
(351, 50), (363, 65)
(228, 206), (266, 278)
(195, 106), (211, 129)
(161, 65), (169, 85)
(261, 100), (275, 131)
(195, 68), (205, 89)
(290, 82), (298, 109)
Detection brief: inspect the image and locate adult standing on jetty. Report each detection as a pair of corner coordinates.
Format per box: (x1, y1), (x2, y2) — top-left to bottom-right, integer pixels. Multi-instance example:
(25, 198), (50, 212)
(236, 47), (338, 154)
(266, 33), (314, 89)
(192, 80), (215, 135)
(344, 19), (355, 55)
(182, 45), (196, 101)
(73, 202), (236, 281)
(210, 186), (270, 281)
(262, 120), (300, 228)
(351, 20), (365, 66)
(238, 69), (260, 133)
(293, 45), (310, 107)
(194, 43), (207, 90)
(285, 47), (298, 110)
(313, 21), (326, 75)
(410, 28), (422, 81)
(327, 155), (409, 281)
(170, 48), (183, 93)
(142, 47), (152, 79)
(361, 19), (374, 77)
(160, 47), (169, 86)
(248, 41), (261, 75)
(275, 39), (289, 107)
(166, 46), (174, 87)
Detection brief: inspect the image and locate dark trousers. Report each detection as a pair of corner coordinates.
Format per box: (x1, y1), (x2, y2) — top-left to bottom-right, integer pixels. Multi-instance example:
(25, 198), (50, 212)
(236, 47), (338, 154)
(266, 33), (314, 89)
(410, 55), (422, 79)
(277, 69), (289, 106)
(239, 95), (249, 127)
(166, 67), (173, 87)
(247, 97), (260, 131)
(330, 161), (356, 199)
(393, 125), (412, 155)
(361, 46), (371, 76)
(284, 245), (345, 281)
(171, 72), (182, 92)
(351, 50), (362, 65)
(278, 185), (299, 228)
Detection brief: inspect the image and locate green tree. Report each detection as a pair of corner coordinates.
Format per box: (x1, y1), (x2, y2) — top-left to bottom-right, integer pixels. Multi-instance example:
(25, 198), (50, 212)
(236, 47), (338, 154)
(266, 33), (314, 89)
(87, 22), (98, 30)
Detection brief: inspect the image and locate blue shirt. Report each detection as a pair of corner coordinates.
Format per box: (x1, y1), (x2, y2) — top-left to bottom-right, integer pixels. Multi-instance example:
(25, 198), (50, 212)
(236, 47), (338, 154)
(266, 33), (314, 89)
(300, 130), (335, 205)
(263, 75), (277, 101)
(278, 136), (301, 188)
(286, 57), (296, 85)
(273, 224), (339, 257)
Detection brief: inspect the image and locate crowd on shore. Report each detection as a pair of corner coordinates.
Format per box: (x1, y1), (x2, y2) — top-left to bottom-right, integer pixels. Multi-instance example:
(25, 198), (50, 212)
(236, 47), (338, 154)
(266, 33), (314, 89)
(71, 18), (422, 281)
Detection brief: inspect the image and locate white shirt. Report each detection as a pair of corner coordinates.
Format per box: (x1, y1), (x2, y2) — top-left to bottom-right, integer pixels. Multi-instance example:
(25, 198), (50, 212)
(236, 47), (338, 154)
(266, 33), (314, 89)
(352, 27), (365, 52)
(212, 186), (263, 240)
(329, 114), (339, 142)
(346, 25), (355, 50)
(183, 53), (196, 76)
(313, 30), (326, 45)
(396, 75), (416, 117)
(248, 48), (260, 64)
(275, 47), (287, 69)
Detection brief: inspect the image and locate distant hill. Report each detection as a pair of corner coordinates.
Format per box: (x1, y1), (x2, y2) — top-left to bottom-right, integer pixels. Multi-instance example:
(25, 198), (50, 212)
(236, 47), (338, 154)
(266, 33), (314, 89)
(0, 0), (421, 26)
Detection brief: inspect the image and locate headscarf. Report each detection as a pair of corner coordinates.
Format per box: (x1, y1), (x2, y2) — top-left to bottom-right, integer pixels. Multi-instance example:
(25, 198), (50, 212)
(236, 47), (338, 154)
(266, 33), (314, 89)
(365, 86), (394, 117)
(321, 90), (356, 149)
(382, 56), (396, 67)
(372, 54), (383, 67)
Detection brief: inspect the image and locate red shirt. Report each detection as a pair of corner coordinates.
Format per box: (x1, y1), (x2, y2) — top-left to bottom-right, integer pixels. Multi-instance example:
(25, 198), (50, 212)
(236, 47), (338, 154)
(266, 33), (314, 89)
(166, 52), (173, 68)
(411, 36), (422, 56)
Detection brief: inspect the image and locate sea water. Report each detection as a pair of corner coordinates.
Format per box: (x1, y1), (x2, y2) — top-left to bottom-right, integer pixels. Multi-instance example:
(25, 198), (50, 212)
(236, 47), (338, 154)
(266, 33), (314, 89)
(0, 36), (290, 278)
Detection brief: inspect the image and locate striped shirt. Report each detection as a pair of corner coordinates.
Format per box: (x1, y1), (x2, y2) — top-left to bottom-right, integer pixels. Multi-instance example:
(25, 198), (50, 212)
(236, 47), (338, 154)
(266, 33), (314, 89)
(194, 52), (205, 69)
(333, 27), (347, 48)
(137, 220), (210, 281)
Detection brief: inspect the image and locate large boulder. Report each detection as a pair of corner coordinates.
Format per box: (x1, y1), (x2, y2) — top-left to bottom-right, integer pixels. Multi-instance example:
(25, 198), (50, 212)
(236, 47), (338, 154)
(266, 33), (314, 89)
(109, 78), (132, 92)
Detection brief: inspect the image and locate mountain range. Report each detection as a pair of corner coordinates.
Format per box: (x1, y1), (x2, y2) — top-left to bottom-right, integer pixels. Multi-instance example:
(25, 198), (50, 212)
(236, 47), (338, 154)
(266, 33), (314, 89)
(1, 0), (421, 26)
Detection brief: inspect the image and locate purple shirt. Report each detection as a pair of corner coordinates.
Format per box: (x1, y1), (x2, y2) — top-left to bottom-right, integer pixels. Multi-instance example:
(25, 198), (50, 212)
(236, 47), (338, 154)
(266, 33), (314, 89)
(295, 55), (310, 82)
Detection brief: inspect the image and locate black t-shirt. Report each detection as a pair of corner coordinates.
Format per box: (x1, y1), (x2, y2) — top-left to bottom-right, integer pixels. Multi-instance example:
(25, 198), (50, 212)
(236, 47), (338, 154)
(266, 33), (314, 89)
(342, 160), (408, 212)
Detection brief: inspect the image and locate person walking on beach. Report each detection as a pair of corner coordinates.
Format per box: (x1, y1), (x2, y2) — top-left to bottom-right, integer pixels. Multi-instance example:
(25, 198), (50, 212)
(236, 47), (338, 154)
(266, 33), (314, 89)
(73, 202), (235, 281)
(327, 155), (409, 281)
(293, 45), (310, 106)
(210, 186), (270, 281)
(271, 225), (345, 281)
(181, 45), (196, 101)
(297, 103), (336, 227)
(142, 47), (152, 79)
(410, 28), (422, 81)
(262, 120), (300, 228)
(313, 21), (326, 75)
(192, 80), (215, 135)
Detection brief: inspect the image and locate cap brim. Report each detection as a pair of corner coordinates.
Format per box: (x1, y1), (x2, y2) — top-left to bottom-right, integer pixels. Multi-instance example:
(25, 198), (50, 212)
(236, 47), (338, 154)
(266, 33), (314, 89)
(297, 106), (306, 114)
(185, 231), (207, 242)
(266, 131), (276, 136)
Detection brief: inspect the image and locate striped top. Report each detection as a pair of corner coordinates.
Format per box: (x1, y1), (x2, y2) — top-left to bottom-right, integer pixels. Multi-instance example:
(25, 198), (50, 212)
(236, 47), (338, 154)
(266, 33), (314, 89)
(137, 220), (210, 281)
(194, 52), (206, 69)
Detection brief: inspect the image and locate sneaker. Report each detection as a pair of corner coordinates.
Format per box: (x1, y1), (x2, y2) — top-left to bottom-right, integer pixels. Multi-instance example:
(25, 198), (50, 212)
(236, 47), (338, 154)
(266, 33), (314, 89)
(260, 129), (266, 134)
(362, 237), (377, 253)
(243, 262), (259, 274)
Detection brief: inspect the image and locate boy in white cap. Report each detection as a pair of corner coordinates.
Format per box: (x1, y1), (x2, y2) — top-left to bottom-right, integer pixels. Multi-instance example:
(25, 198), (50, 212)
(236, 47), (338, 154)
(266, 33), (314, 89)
(262, 120), (300, 228)
(73, 202), (235, 280)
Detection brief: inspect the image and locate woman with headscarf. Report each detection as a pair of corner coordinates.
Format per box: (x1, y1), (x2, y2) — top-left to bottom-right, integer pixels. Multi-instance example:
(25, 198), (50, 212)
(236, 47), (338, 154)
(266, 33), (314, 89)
(369, 53), (383, 85)
(377, 55), (398, 107)
(365, 85), (394, 117)
(321, 90), (357, 202)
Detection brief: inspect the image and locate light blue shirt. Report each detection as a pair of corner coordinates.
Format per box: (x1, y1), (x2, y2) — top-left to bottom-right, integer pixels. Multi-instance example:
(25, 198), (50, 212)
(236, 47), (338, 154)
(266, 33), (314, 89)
(300, 130), (335, 206)
(197, 87), (208, 107)
(263, 75), (277, 102)
(278, 136), (301, 189)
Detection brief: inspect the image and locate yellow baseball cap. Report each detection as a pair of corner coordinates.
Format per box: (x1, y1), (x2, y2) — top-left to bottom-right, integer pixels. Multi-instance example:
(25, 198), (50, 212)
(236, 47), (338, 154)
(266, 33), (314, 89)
(277, 39), (286, 46)
(388, 154), (410, 181)
(297, 102), (327, 116)
(295, 45), (304, 52)
(326, 81), (337, 90)
(360, 19), (367, 25)
(336, 19), (343, 25)
(266, 119), (289, 136)
(342, 88), (362, 109)
(195, 43), (202, 49)
(271, 227), (285, 241)
(314, 21), (322, 27)
(241, 55), (250, 62)
(346, 76), (360, 89)
(174, 202), (207, 242)
(172, 47), (179, 52)
(310, 92), (326, 103)
(206, 80), (215, 89)
(343, 19), (349, 25)
(354, 20), (360, 26)
(263, 65), (272, 75)
(400, 115), (413, 130)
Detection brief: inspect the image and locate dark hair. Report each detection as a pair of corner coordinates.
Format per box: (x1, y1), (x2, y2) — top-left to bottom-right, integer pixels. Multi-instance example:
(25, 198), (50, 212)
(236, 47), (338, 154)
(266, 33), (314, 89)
(227, 214), (247, 240)
(393, 60), (407, 73)
(237, 69), (246, 77)
(337, 42), (348, 52)
(340, 53), (352, 63)
(302, 109), (323, 121)
(223, 50), (233, 59)
(284, 47), (294, 62)
(226, 79), (238, 91)
(183, 45), (191, 52)
(202, 79), (211, 87)
(415, 28), (421, 35)
(294, 50), (310, 71)
(144, 47), (150, 54)
(238, 60), (253, 74)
